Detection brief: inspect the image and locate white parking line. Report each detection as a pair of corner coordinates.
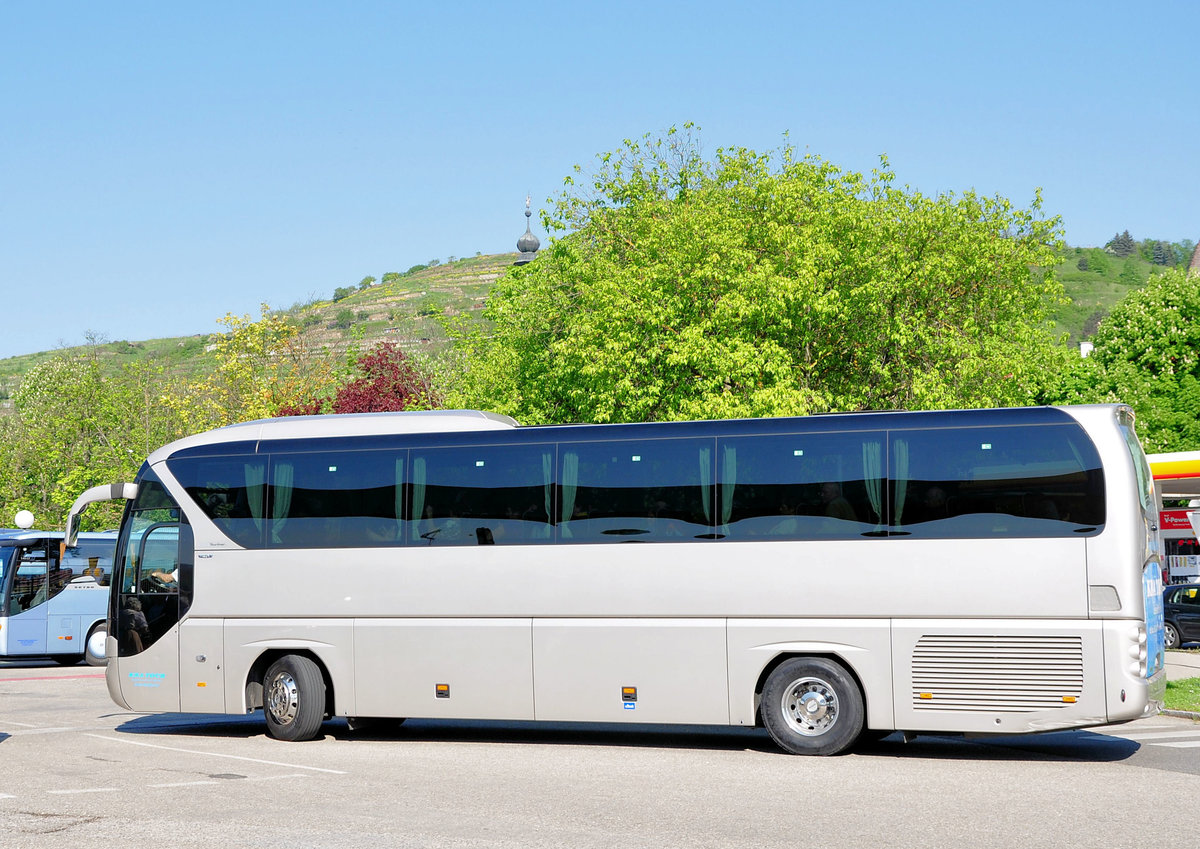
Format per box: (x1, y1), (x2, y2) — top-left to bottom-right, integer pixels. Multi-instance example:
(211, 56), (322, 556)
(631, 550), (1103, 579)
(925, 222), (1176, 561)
(149, 781), (221, 788)
(84, 734), (347, 775)
(1106, 730), (1200, 741)
(1152, 741), (1200, 748)
(7, 726), (89, 736)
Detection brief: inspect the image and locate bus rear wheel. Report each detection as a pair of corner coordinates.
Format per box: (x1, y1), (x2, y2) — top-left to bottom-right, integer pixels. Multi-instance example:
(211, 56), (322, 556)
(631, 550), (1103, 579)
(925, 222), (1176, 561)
(762, 657), (863, 755)
(264, 655), (327, 742)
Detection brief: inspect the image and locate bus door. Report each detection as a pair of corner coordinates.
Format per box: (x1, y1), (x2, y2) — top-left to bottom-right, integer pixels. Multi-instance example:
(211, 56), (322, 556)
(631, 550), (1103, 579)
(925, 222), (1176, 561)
(3, 540), (52, 656)
(112, 495), (191, 713)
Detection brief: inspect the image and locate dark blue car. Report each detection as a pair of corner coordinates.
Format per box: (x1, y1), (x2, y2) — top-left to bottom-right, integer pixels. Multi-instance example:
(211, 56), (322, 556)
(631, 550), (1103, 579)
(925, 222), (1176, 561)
(1164, 584), (1200, 649)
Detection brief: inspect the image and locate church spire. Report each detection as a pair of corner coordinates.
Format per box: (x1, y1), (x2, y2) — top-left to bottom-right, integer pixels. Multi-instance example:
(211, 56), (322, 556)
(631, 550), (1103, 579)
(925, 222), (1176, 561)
(514, 194), (540, 265)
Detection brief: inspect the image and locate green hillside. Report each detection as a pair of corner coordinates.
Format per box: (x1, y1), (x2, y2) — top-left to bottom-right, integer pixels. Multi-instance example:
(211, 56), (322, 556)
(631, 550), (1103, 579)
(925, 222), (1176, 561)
(0, 252), (521, 402)
(1051, 247), (1164, 343)
(281, 252), (513, 359)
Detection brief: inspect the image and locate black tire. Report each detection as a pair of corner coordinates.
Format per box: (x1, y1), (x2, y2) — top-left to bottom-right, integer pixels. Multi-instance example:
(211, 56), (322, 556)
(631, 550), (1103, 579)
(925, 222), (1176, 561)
(84, 622), (108, 667)
(762, 657), (864, 755)
(263, 655), (327, 742)
(1165, 622), (1180, 650)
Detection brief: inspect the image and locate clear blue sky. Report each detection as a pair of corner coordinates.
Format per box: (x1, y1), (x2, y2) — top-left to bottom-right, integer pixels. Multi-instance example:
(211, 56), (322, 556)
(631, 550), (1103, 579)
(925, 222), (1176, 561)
(2, 1), (1196, 360)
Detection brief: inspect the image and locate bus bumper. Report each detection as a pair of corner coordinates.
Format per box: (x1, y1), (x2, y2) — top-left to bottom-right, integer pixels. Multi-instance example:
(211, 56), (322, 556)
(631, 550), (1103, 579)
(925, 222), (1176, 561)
(105, 637), (132, 711)
(1104, 620), (1166, 723)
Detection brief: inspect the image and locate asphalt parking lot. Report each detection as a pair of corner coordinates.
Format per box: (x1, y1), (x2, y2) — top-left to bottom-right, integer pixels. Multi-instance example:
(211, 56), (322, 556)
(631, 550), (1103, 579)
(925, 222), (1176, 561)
(2, 656), (1198, 849)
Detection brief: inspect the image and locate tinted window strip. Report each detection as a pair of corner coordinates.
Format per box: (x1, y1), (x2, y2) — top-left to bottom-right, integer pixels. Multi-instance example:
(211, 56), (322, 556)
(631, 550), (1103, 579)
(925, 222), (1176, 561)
(169, 417), (1106, 549)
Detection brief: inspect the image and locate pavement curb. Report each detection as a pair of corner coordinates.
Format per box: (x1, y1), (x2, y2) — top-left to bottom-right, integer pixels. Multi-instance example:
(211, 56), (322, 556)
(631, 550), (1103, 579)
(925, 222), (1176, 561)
(1162, 709), (1200, 720)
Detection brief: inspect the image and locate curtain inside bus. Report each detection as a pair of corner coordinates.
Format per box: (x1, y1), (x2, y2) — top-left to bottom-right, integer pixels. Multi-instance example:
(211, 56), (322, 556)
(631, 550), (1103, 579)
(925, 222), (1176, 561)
(716, 431), (886, 540)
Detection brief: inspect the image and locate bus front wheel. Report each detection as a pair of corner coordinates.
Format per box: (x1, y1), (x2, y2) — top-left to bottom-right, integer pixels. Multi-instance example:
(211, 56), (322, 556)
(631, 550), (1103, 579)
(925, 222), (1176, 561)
(264, 655), (327, 742)
(84, 622), (108, 667)
(762, 657), (863, 755)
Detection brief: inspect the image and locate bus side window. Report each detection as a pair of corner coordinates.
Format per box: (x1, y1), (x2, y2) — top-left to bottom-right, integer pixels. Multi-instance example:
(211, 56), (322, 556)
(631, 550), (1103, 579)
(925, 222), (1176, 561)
(888, 424), (1105, 538)
(67, 540), (115, 585)
(410, 444), (555, 547)
(716, 432), (885, 540)
(558, 438), (713, 544)
(11, 546), (49, 613)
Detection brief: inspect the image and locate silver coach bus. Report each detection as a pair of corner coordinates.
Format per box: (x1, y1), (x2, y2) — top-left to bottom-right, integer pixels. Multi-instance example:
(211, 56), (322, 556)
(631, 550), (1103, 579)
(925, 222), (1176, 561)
(66, 405), (1165, 754)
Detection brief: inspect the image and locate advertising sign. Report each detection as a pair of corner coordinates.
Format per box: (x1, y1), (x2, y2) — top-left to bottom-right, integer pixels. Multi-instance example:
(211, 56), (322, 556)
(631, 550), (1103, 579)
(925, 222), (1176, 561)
(1159, 510), (1196, 531)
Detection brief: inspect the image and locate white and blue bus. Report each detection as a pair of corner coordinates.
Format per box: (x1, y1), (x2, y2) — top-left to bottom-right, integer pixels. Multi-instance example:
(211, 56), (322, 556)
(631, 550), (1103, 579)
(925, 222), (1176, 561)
(0, 524), (117, 665)
(66, 404), (1165, 754)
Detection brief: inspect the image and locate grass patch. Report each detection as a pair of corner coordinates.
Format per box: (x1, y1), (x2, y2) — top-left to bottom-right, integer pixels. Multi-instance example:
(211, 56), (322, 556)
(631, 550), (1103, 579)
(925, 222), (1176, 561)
(1165, 677), (1200, 713)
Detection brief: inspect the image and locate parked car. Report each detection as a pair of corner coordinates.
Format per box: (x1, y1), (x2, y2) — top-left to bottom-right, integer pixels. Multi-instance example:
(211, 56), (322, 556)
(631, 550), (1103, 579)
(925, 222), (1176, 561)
(1163, 583), (1200, 649)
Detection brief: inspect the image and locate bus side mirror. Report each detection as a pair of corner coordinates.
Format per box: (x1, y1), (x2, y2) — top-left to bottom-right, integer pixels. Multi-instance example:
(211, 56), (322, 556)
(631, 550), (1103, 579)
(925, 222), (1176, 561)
(65, 482), (138, 546)
(65, 513), (81, 549)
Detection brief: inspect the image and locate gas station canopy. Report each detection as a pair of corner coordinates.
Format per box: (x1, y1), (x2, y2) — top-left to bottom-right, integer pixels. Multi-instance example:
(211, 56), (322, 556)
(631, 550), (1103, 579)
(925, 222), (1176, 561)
(1148, 451), (1200, 501)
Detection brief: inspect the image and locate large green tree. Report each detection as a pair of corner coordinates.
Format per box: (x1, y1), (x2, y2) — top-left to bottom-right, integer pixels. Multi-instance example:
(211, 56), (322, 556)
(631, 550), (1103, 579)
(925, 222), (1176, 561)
(1051, 267), (1200, 451)
(451, 127), (1068, 424)
(0, 351), (184, 530)
(0, 307), (352, 530)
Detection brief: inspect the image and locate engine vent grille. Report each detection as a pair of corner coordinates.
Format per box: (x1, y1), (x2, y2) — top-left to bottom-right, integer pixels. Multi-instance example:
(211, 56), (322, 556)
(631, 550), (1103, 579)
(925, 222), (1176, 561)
(911, 634), (1084, 712)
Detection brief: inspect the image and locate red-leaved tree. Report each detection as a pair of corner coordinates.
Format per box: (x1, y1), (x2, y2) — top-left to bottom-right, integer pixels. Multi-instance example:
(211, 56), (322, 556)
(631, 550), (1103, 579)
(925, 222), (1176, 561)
(332, 343), (438, 413)
(276, 343), (439, 416)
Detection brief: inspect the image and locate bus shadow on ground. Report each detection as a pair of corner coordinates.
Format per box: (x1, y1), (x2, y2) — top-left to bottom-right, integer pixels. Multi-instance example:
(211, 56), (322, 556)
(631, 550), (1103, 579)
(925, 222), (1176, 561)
(114, 713), (1140, 762)
(854, 730), (1140, 763)
(0, 659), (69, 670)
(338, 721), (1143, 763)
(330, 718), (782, 753)
(115, 713), (267, 739)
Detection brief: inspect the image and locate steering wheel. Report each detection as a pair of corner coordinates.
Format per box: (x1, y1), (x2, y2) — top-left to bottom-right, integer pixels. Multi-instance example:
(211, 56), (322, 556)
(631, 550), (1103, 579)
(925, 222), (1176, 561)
(140, 573), (172, 592)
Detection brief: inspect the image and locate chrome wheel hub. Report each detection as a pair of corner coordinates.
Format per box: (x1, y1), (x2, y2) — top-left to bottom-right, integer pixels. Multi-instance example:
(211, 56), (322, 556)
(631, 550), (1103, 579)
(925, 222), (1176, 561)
(782, 676), (839, 736)
(267, 672), (300, 726)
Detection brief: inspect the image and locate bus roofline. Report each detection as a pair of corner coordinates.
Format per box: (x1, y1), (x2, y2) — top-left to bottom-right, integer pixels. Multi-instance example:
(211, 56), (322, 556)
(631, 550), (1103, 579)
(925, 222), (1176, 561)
(65, 482), (138, 547)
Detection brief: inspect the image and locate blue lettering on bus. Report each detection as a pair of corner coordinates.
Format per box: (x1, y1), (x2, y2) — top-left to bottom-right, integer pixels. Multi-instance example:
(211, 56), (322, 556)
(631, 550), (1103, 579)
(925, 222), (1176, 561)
(128, 672), (166, 688)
